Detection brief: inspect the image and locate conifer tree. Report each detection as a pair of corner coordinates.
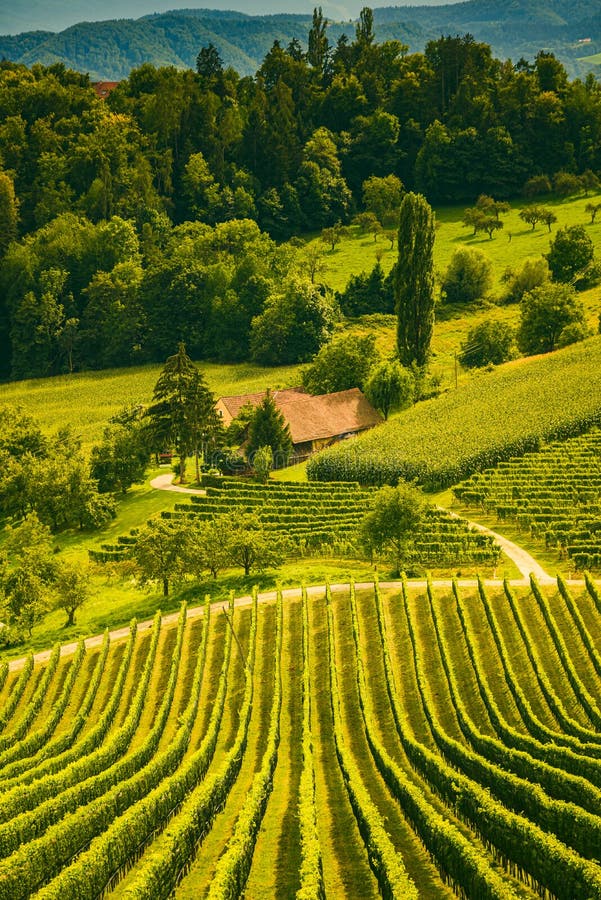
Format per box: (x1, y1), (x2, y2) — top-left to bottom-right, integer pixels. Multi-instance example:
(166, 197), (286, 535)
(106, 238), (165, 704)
(395, 191), (435, 368)
(146, 343), (218, 483)
(246, 390), (293, 469)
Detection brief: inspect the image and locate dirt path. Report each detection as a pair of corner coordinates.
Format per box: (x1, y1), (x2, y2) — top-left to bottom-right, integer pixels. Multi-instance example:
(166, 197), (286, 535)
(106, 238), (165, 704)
(443, 509), (555, 584)
(7, 570), (591, 673)
(1, 486), (573, 672)
(149, 473), (206, 495)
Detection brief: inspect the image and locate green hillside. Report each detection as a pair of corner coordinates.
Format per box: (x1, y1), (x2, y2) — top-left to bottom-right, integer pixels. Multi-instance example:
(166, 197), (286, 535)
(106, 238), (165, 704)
(308, 334), (601, 489)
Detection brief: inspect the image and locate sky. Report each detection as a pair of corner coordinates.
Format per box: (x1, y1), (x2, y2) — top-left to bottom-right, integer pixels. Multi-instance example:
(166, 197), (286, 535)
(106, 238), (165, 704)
(0, 0), (457, 34)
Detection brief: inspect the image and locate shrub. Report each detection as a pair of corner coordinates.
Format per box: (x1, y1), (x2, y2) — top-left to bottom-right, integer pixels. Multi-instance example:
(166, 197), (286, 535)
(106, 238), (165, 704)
(500, 257), (550, 304)
(442, 248), (493, 304)
(523, 174), (551, 198)
(459, 320), (515, 368)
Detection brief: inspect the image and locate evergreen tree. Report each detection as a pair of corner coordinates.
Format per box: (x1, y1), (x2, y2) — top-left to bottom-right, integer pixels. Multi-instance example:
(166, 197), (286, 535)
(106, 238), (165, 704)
(246, 390), (293, 469)
(395, 192), (435, 368)
(145, 342), (218, 483)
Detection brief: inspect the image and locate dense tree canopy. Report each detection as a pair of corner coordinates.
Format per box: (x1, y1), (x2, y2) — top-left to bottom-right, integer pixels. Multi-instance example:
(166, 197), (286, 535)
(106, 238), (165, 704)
(1, 27), (601, 380)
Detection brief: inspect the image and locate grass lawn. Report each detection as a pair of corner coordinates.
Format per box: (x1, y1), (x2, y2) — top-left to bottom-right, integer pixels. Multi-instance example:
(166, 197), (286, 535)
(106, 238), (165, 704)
(0, 360), (303, 452)
(314, 191), (601, 293)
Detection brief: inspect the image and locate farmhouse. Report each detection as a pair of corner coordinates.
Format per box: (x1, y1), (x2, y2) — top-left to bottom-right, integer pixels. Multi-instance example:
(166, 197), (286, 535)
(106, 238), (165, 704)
(216, 387), (382, 461)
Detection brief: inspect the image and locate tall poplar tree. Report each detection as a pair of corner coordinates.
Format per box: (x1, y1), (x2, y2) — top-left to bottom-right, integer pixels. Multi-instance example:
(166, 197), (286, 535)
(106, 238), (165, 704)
(395, 191), (435, 369)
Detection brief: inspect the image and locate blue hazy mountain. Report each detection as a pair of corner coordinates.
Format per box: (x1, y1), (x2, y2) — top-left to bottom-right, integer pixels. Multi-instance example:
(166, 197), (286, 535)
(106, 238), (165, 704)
(0, 0), (455, 35)
(1, 1), (599, 80)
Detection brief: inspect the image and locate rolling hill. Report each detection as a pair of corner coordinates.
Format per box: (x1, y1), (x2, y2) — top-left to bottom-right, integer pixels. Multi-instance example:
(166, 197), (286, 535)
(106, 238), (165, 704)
(0, 0), (599, 80)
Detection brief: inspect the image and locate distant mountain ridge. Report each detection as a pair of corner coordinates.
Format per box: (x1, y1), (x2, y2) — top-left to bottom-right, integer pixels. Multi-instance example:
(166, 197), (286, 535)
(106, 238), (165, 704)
(1, 0), (599, 80)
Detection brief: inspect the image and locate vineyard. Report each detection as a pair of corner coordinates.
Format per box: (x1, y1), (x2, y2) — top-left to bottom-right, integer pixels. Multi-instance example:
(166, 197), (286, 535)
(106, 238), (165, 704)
(454, 428), (601, 570)
(307, 335), (601, 489)
(91, 478), (500, 567)
(0, 577), (601, 896)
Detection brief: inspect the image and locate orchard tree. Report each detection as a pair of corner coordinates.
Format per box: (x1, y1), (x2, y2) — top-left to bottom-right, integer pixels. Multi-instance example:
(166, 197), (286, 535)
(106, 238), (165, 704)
(462, 208), (503, 238)
(364, 360), (414, 420)
(133, 517), (187, 596)
(518, 283), (587, 354)
(585, 201), (601, 224)
(459, 320), (515, 368)
(518, 205), (551, 231)
(183, 516), (231, 579)
(395, 192), (435, 369)
(546, 225), (595, 284)
(359, 483), (425, 576)
(224, 512), (286, 576)
(246, 391), (293, 468)
(442, 247), (492, 304)
(54, 562), (91, 627)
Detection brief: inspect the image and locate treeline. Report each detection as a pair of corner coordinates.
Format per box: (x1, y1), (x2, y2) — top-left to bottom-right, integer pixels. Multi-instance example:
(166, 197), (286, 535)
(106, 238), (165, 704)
(1, 15), (601, 378)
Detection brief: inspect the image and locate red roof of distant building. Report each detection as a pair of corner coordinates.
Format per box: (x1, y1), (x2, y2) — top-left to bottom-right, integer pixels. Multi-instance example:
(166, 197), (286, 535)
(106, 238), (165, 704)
(92, 81), (120, 100)
(216, 387), (382, 445)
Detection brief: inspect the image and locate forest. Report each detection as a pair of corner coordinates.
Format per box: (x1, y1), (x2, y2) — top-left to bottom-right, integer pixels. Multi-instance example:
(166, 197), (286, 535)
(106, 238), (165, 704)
(1, 12), (601, 379)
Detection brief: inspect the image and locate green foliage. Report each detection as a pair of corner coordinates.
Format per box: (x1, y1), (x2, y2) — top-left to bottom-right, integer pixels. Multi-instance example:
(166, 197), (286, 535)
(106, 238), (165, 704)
(362, 174), (403, 228)
(145, 343), (219, 483)
(364, 359), (414, 420)
(250, 278), (338, 366)
(301, 333), (379, 395)
(523, 174), (552, 198)
(518, 283), (587, 354)
(252, 445), (274, 482)
(359, 483), (425, 574)
(553, 171), (582, 198)
(546, 224), (595, 284)
(459, 320), (515, 368)
(442, 247), (493, 304)
(395, 192), (435, 369)
(133, 517), (187, 596)
(500, 256), (550, 305)
(307, 335), (601, 489)
(53, 562), (91, 627)
(0, 170), (19, 258)
(335, 262), (394, 317)
(246, 391), (293, 468)
(0, 514), (58, 638)
(90, 422), (148, 493)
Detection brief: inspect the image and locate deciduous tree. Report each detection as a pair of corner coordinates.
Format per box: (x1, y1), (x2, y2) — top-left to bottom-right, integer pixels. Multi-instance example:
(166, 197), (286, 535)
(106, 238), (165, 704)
(518, 283), (587, 354)
(359, 483), (424, 576)
(364, 359), (414, 420)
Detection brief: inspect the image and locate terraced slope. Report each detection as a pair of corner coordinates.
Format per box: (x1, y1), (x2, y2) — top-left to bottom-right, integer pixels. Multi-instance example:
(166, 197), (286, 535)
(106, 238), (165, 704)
(307, 335), (601, 489)
(455, 428), (601, 569)
(0, 580), (601, 897)
(91, 478), (501, 567)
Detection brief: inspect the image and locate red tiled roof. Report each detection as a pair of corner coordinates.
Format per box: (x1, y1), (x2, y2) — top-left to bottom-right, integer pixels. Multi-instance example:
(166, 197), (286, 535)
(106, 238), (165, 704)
(217, 388), (382, 444)
(92, 81), (120, 99)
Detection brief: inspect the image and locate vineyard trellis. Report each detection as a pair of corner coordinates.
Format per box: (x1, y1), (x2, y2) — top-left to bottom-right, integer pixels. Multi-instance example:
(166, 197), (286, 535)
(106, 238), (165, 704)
(0, 580), (600, 897)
